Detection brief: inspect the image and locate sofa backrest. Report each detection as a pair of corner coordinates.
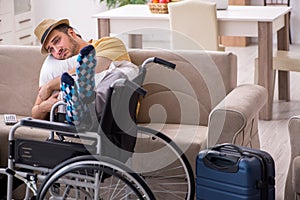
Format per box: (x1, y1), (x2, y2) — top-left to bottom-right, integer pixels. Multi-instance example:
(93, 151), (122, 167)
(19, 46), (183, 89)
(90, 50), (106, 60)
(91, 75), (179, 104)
(0, 45), (46, 116)
(0, 45), (237, 125)
(129, 49), (237, 126)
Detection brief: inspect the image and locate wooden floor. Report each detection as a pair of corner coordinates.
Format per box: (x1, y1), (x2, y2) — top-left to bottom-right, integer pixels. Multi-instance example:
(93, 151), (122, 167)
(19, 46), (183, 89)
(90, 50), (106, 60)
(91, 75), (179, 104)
(226, 44), (300, 200)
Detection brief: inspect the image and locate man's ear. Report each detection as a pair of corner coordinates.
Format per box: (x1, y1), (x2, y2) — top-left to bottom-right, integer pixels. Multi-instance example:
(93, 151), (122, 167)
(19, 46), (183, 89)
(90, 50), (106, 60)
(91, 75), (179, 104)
(68, 28), (77, 38)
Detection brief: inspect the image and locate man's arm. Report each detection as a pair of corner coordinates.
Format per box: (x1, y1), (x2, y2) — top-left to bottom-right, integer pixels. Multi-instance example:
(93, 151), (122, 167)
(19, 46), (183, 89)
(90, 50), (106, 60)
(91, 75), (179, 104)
(34, 55), (112, 119)
(38, 67), (76, 101)
(31, 92), (60, 119)
(95, 56), (112, 73)
(38, 53), (112, 100)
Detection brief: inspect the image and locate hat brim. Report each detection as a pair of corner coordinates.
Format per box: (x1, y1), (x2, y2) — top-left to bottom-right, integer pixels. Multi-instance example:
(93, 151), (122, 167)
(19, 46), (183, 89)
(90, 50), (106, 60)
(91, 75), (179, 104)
(41, 19), (70, 54)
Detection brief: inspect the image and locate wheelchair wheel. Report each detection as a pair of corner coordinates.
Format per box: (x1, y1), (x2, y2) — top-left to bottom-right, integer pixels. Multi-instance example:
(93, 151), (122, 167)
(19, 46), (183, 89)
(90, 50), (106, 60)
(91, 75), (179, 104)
(37, 155), (155, 200)
(133, 126), (195, 200)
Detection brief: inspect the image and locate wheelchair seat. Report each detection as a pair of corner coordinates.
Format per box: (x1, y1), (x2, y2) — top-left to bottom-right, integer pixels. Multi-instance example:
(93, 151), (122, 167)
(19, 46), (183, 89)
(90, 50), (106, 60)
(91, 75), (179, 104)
(12, 77), (146, 169)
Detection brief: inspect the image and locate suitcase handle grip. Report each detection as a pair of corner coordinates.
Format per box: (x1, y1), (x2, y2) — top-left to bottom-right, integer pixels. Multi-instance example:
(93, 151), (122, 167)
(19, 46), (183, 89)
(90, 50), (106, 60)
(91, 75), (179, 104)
(203, 150), (239, 173)
(211, 143), (245, 155)
(203, 143), (247, 173)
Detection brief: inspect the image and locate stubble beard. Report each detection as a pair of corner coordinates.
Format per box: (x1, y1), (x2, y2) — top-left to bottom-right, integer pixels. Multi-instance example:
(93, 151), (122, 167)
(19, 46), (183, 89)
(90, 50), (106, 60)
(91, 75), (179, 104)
(68, 36), (80, 58)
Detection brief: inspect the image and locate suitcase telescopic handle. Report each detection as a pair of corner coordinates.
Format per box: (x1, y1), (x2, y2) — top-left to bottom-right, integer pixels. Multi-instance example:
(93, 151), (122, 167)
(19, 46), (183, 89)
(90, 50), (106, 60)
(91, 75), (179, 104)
(211, 143), (246, 155)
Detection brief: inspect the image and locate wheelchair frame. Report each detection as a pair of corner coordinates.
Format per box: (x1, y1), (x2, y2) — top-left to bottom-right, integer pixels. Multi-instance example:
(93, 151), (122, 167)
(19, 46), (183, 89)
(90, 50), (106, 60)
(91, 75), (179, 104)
(1, 57), (195, 200)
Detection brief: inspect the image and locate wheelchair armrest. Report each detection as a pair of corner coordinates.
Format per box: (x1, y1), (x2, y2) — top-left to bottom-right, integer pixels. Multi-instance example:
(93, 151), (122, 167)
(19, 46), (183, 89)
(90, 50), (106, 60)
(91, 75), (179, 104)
(19, 117), (77, 134)
(124, 79), (147, 97)
(50, 101), (67, 122)
(111, 78), (147, 97)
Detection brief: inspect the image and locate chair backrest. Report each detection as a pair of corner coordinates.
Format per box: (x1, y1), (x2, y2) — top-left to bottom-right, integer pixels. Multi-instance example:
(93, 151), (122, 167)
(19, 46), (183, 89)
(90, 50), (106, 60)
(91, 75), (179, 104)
(98, 74), (145, 163)
(263, 0), (291, 43)
(264, 0), (290, 6)
(168, 0), (220, 51)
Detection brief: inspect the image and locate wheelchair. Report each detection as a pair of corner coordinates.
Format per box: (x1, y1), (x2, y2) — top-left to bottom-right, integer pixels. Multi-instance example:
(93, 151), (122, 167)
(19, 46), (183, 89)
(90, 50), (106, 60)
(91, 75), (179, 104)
(1, 57), (195, 200)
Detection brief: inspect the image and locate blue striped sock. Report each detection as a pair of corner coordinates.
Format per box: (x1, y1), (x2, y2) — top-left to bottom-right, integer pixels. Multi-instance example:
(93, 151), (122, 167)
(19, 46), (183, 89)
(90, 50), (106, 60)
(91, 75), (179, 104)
(76, 45), (97, 104)
(61, 72), (88, 126)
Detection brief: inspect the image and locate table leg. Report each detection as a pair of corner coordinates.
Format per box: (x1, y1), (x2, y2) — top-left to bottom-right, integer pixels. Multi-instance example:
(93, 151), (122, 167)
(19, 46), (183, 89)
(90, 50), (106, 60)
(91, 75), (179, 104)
(97, 18), (110, 38)
(97, 19), (143, 49)
(257, 22), (275, 121)
(278, 71), (290, 100)
(128, 34), (143, 48)
(277, 13), (290, 101)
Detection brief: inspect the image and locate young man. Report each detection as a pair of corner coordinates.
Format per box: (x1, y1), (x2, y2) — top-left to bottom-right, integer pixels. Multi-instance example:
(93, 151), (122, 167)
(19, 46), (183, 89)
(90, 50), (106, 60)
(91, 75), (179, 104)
(32, 18), (137, 123)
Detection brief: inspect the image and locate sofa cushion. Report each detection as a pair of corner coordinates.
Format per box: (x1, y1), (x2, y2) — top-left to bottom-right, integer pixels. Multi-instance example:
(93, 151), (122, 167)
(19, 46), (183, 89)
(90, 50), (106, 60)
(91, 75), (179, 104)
(293, 156), (300, 194)
(0, 45), (46, 116)
(129, 49), (237, 126)
(132, 123), (208, 175)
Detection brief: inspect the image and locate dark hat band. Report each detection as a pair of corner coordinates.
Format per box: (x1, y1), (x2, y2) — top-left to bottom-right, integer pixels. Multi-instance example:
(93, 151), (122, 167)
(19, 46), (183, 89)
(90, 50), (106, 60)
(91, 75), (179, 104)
(41, 25), (53, 44)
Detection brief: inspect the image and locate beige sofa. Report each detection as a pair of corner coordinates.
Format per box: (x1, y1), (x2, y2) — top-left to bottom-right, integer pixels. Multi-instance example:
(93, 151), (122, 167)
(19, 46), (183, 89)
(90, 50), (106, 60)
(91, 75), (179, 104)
(0, 45), (267, 197)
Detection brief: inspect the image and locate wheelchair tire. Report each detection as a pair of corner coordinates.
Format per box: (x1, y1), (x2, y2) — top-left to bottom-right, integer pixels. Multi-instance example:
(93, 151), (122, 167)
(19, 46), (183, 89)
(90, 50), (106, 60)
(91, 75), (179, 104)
(134, 126), (195, 200)
(37, 155), (155, 200)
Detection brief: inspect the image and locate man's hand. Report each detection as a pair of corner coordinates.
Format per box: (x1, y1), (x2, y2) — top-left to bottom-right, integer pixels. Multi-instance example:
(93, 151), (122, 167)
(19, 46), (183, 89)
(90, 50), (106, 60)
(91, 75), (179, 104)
(32, 92), (60, 119)
(42, 92), (60, 112)
(38, 81), (55, 101)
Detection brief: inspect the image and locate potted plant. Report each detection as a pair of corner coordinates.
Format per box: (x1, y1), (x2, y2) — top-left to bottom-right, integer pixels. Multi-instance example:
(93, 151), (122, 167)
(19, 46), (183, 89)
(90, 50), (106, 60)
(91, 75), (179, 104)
(100, 0), (147, 9)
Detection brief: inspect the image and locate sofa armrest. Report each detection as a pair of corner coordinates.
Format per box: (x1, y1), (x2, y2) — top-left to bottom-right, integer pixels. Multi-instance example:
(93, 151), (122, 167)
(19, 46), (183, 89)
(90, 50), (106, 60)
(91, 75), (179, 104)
(285, 115), (300, 200)
(207, 84), (267, 149)
(288, 116), (300, 159)
(293, 156), (300, 194)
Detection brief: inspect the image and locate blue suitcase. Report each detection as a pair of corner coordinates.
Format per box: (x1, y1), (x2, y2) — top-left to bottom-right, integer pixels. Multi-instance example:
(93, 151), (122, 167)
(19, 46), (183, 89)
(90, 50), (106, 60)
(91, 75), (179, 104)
(196, 143), (275, 200)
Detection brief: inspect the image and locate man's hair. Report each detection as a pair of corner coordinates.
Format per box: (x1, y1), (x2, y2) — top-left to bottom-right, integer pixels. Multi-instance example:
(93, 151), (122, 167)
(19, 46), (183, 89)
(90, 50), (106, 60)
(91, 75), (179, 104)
(54, 23), (82, 38)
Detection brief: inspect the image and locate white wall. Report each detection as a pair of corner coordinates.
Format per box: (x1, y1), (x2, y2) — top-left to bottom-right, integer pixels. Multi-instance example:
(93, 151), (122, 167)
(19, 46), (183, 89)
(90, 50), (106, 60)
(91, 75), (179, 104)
(33, 0), (300, 44)
(32, 0), (107, 42)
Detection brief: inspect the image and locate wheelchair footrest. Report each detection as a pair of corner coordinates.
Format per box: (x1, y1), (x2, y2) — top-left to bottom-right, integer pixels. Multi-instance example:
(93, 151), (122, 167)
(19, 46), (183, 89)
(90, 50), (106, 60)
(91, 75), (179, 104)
(14, 138), (96, 168)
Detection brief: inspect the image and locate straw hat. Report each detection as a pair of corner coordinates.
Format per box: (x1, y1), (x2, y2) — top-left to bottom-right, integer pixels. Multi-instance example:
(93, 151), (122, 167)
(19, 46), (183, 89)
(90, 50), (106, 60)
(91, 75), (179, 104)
(34, 18), (70, 54)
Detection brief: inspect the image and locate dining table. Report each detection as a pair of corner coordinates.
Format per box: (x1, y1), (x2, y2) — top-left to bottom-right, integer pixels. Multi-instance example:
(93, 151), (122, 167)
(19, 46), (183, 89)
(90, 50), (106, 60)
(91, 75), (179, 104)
(93, 4), (292, 120)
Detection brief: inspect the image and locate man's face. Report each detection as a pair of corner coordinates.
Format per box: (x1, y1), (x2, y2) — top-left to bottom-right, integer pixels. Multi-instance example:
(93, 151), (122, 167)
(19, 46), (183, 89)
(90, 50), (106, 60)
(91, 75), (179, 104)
(44, 29), (79, 60)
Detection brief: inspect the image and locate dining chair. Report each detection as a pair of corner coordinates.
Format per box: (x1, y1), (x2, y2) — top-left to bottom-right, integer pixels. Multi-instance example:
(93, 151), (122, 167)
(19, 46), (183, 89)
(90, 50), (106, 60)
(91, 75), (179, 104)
(264, 0), (292, 44)
(254, 50), (300, 102)
(254, 0), (293, 100)
(168, 0), (225, 51)
(264, 0), (290, 6)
